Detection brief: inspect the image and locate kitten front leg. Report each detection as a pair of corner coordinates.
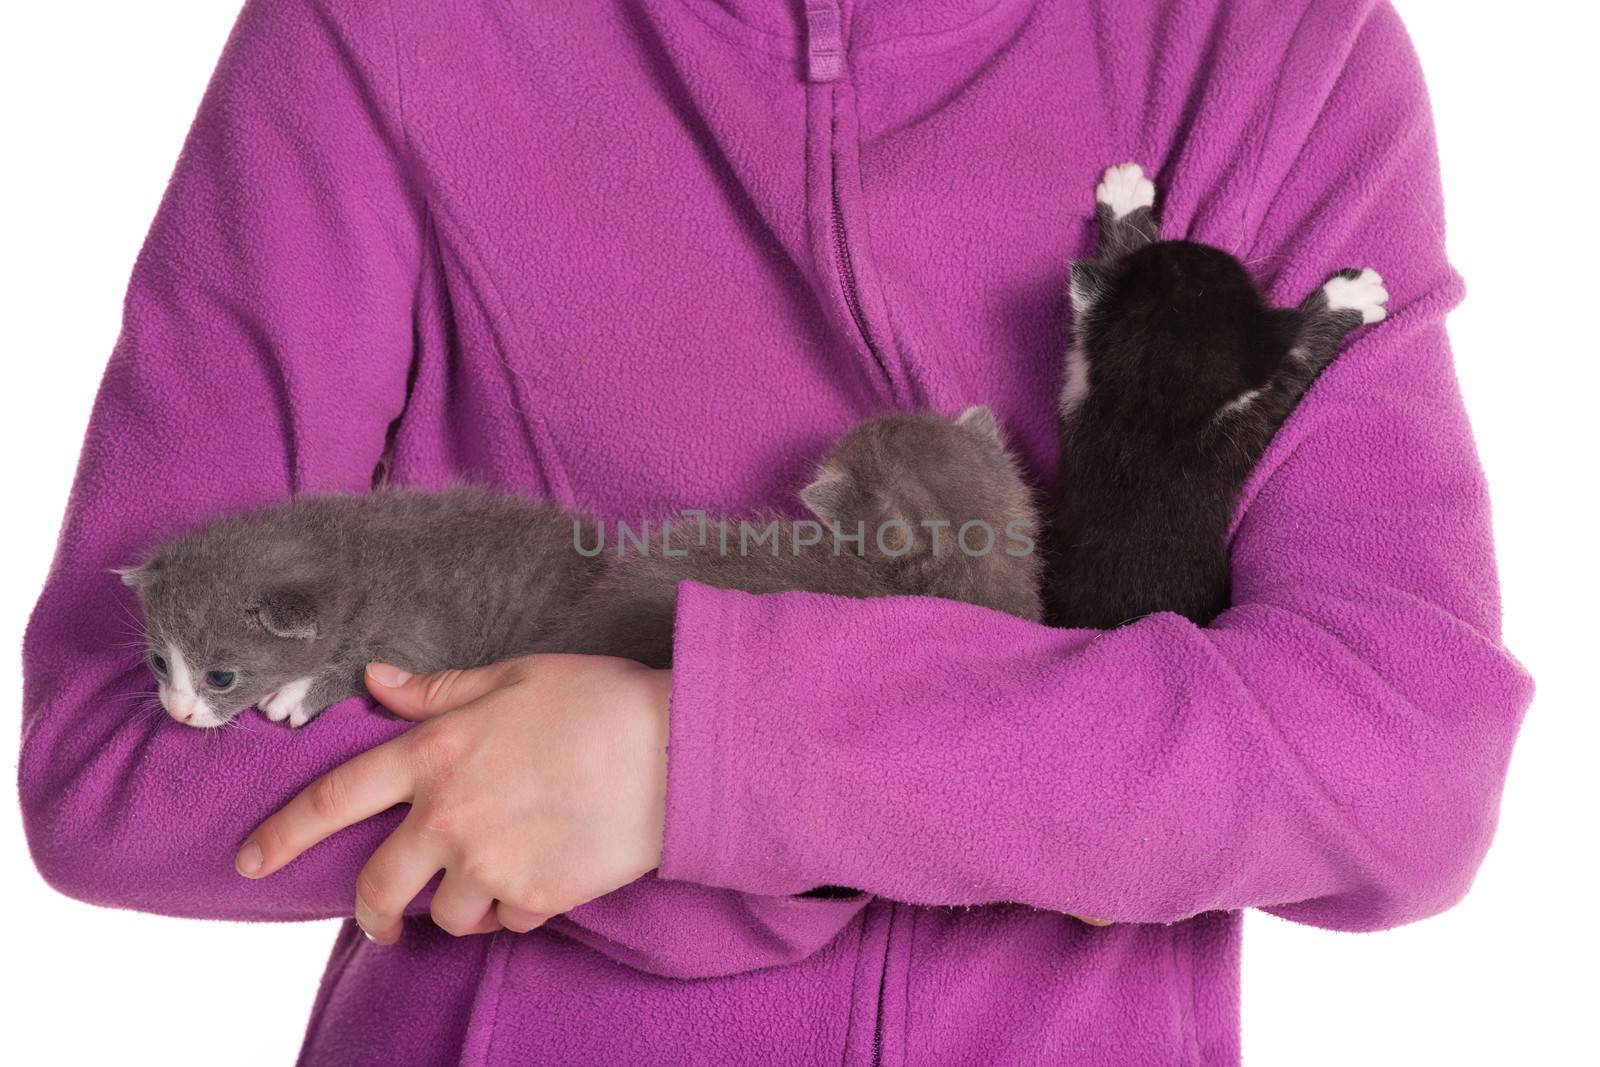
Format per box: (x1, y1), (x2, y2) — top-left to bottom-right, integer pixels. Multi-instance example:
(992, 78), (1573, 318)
(259, 676), (318, 728)
(1093, 162), (1158, 261)
(259, 667), (363, 729)
(1293, 267), (1389, 374)
(1064, 163), (1159, 418)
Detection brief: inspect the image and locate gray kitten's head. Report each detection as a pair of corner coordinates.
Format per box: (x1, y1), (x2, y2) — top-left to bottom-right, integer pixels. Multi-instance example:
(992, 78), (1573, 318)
(118, 520), (335, 728)
(801, 406), (1043, 621)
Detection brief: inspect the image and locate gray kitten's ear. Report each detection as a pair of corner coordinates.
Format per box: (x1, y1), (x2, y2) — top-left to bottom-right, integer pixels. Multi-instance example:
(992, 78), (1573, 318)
(113, 557), (162, 588)
(800, 468), (850, 524)
(251, 589), (320, 641)
(956, 405), (1005, 448)
(1069, 261), (1110, 315)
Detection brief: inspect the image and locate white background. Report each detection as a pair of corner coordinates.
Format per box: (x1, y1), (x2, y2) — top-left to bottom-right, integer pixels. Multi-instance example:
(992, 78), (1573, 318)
(2, 2), (1595, 1063)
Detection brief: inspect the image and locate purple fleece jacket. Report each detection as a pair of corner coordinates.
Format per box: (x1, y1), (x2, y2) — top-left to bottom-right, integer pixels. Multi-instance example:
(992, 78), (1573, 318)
(20, 0), (1531, 1063)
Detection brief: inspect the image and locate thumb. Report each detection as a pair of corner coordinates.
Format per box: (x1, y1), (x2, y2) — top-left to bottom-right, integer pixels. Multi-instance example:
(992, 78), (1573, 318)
(365, 660), (523, 721)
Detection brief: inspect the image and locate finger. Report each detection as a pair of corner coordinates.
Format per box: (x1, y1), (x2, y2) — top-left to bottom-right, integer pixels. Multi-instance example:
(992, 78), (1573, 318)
(462, 912), (505, 936)
(365, 659), (533, 721)
(429, 871), (498, 938)
(237, 738), (417, 879)
(496, 901), (554, 934)
(354, 816), (447, 945)
(1073, 914), (1115, 927)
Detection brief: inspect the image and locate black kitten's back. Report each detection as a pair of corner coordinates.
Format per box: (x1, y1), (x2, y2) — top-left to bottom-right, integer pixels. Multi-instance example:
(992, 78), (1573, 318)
(1049, 163), (1387, 630)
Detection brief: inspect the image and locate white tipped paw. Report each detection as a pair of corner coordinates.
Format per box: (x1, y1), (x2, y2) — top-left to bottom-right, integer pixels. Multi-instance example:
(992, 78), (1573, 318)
(1323, 268), (1389, 324)
(259, 676), (315, 727)
(1095, 163), (1155, 218)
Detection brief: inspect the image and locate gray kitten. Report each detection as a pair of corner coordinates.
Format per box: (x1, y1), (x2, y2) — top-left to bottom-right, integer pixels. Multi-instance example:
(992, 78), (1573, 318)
(547, 406), (1042, 668)
(119, 490), (597, 727)
(121, 407), (1040, 728)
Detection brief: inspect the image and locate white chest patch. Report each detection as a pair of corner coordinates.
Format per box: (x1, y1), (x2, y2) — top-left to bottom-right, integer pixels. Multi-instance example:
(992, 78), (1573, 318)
(1059, 344), (1092, 420)
(1216, 385), (1266, 420)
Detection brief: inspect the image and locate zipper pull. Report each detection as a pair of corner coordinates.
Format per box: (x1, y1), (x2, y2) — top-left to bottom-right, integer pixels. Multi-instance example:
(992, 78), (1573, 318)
(805, 1), (844, 82)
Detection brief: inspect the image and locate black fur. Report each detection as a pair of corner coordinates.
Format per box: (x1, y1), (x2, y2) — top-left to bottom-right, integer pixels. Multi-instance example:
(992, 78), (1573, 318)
(1047, 168), (1381, 629)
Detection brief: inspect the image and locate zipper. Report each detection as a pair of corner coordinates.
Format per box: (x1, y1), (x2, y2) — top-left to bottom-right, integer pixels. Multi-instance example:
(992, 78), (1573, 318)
(869, 901), (894, 1066)
(806, 0), (898, 400)
(870, 962), (887, 1066)
(829, 125), (890, 384)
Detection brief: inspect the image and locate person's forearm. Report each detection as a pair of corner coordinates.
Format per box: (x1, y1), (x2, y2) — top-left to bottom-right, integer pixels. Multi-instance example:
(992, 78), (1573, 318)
(20, 0), (853, 979)
(658, 0), (1530, 931)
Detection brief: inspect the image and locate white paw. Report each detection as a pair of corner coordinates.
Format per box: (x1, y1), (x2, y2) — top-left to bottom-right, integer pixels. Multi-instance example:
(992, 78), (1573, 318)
(1095, 162), (1155, 218)
(1323, 268), (1389, 324)
(259, 690), (294, 722)
(259, 676), (315, 726)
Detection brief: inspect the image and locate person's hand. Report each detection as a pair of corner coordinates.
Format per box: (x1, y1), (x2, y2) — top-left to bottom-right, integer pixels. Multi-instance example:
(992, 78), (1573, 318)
(234, 654), (672, 943)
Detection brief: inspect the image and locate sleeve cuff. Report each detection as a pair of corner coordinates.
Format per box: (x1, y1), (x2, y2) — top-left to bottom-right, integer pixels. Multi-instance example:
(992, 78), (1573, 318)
(657, 581), (739, 887)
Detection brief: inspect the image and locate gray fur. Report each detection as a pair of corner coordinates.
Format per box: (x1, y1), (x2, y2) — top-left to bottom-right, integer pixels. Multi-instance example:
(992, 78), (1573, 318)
(124, 409), (1041, 727)
(547, 410), (1043, 668)
(124, 489), (600, 726)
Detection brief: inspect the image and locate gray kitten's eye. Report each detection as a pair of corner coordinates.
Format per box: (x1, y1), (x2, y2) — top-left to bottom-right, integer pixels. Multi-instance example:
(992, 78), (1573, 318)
(147, 651), (168, 677)
(204, 670), (238, 692)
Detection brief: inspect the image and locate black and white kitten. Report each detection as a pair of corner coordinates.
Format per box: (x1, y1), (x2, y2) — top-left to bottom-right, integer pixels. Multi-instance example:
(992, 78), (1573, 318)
(121, 408), (1041, 728)
(1049, 163), (1388, 628)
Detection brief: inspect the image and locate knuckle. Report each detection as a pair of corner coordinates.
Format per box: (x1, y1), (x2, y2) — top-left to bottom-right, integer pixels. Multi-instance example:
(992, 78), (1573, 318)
(411, 722), (467, 774)
(355, 870), (391, 915)
(413, 799), (464, 844)
(308, 772), (348, 821)
(255, 818), (290, 859)
(498, 904), (546, 933)
(512, 889), (553, 917)
(429, 904), (474, 938)
(422, 669), (466, 709)
(460, 857), (499, 889)
(506, 655), (541, 681)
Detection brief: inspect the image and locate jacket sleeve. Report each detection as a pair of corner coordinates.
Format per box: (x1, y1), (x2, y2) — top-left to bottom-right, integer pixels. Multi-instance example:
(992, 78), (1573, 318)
(18, 0), (864, 977)
(658, 2), (1533, 930)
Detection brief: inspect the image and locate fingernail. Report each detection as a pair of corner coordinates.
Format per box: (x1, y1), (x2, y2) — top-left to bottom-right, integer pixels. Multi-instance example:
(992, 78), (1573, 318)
(234, 841), (263, 877)
(367, 663), (412, 688)
(355, 897), (382, 944)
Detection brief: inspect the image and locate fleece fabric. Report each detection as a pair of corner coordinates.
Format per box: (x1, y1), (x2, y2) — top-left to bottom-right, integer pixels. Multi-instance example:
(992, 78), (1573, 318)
(20, 0), (1531, 1064)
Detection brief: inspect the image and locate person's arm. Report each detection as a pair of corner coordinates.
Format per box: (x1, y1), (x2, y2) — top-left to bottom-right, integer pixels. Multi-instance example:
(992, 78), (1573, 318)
(657, 2), (1534, 928)
(20, 0), (423, 922)
(19, 0), (859, 978)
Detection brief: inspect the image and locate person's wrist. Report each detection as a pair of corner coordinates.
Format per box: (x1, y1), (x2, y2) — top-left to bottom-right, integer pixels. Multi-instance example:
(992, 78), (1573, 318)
(632, 666), (672, 872)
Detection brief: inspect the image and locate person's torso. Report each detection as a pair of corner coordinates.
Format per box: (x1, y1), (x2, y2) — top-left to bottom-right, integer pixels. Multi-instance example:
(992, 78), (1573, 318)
(303, 0), (1339, 1062)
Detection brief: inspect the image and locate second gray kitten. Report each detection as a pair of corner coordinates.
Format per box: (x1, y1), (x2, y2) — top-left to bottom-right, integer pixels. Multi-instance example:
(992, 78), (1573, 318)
(122, 407), (1040, 728)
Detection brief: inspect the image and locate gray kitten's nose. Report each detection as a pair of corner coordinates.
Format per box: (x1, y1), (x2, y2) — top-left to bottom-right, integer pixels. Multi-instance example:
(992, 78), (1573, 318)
(163, 692), (204, 725)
